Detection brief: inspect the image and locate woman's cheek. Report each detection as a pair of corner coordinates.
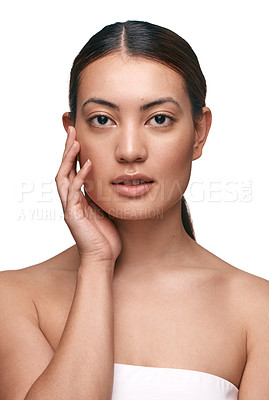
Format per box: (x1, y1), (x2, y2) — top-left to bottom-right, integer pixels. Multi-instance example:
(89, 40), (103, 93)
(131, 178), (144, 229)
(163, 141), (193, 201)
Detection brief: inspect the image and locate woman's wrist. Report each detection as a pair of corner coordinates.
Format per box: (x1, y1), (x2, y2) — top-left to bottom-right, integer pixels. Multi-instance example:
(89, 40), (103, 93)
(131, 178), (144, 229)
(78, 258), (115, 278)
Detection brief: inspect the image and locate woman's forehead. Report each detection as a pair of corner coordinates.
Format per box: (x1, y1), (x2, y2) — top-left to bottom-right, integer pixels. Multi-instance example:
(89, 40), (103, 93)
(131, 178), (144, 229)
(77, 54), (189, 109)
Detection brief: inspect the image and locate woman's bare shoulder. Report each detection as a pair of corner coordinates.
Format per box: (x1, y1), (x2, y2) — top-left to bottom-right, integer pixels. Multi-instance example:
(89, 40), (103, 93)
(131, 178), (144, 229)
(227, 262), (269, 317)
(225, 261), (269, 311)
(193, 242), (269, 305)
(0, 244), (80, 295)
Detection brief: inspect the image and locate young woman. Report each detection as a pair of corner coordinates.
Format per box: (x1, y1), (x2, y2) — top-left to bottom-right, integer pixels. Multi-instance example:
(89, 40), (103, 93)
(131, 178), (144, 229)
(0, 20), (268, 400)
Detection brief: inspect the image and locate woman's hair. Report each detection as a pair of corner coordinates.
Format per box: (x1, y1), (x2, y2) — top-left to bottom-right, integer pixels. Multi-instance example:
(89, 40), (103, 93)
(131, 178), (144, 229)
(68, 20), (207, 241)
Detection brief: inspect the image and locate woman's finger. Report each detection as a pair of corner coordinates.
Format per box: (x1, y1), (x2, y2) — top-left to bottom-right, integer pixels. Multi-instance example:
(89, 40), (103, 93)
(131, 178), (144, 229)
(62, 126), (76, 160)
(65, 127), (79, 183)
(69, 155), (77, 182)
(59, 141), (80, 178)
(56, 141), (80, 210)
(66, 159), (91, 211)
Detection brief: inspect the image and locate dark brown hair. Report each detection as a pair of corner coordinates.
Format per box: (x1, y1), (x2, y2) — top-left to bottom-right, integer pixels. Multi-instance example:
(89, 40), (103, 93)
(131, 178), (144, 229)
(68, 20), (207, 241)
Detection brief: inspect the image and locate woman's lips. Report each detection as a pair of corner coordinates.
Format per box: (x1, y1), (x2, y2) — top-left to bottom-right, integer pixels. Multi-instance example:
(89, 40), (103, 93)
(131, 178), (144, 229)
(112, 173), (154, 184)
(112, 181), (154, 197)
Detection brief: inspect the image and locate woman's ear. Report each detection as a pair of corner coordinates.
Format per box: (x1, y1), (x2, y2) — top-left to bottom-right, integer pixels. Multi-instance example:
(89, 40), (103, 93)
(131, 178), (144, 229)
(192, 107), (212, 161)
(62, 112), (74, 134)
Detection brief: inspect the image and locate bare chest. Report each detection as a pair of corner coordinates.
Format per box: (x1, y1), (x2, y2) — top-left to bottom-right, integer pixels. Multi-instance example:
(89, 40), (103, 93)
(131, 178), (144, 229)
(35, 270), (246, 389)
(112, 274), (246, 389)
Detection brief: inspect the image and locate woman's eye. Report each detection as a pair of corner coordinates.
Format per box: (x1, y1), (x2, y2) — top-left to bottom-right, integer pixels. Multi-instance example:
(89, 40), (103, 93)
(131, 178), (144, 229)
(88, 115), (114, 127)
(148, 114), (175, 127)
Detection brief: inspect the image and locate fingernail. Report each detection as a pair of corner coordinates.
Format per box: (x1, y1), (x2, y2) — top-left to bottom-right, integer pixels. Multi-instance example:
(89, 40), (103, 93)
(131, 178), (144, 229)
(83, 159), (90, 168)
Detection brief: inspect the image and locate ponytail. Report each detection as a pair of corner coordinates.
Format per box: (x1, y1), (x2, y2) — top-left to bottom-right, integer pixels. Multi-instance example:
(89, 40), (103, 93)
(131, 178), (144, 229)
(181, 196), (196, 241)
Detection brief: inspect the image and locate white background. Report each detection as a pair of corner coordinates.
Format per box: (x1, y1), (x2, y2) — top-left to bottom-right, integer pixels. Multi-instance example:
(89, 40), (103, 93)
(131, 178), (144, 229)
(1, 0), (268, 279)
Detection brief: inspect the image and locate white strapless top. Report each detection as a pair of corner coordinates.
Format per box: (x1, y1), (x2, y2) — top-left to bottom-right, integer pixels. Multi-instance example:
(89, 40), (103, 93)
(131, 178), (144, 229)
(111, 363), (239, 399)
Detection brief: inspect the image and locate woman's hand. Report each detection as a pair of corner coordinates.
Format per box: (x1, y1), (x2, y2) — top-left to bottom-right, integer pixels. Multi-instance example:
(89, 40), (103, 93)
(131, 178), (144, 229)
(55, 126), (122, 266)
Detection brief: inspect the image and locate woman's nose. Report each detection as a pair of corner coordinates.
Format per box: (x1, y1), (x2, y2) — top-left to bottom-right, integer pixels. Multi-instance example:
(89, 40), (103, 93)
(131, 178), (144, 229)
(114, 125), (148, 163)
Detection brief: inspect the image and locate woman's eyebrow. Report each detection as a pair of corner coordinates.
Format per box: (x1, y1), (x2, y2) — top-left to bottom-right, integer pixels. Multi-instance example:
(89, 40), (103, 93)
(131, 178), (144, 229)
(140, 97), (182, 112)
(82, 98), (120, 110)
(81, 97), (182, 112)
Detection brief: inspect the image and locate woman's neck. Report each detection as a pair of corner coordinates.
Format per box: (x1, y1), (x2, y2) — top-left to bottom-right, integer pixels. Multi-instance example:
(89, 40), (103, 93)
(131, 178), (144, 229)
(113, 201), (196, 278)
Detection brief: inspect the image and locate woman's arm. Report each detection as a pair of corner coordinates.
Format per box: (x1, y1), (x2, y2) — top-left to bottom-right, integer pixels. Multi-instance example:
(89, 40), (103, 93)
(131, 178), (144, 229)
(26, 262), (115, 400)
(0, 126), (121, 400)
(238, 277), (269, 399)
(0, 264), (114, 400)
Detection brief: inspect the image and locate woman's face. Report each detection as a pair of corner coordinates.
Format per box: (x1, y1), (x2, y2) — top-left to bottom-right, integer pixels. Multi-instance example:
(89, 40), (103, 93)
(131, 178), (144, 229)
(68, 53), (209, 219)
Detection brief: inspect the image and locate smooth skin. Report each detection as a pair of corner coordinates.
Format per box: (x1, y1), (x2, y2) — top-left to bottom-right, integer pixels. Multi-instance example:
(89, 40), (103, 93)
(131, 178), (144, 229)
(0, 53), (269, 400)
